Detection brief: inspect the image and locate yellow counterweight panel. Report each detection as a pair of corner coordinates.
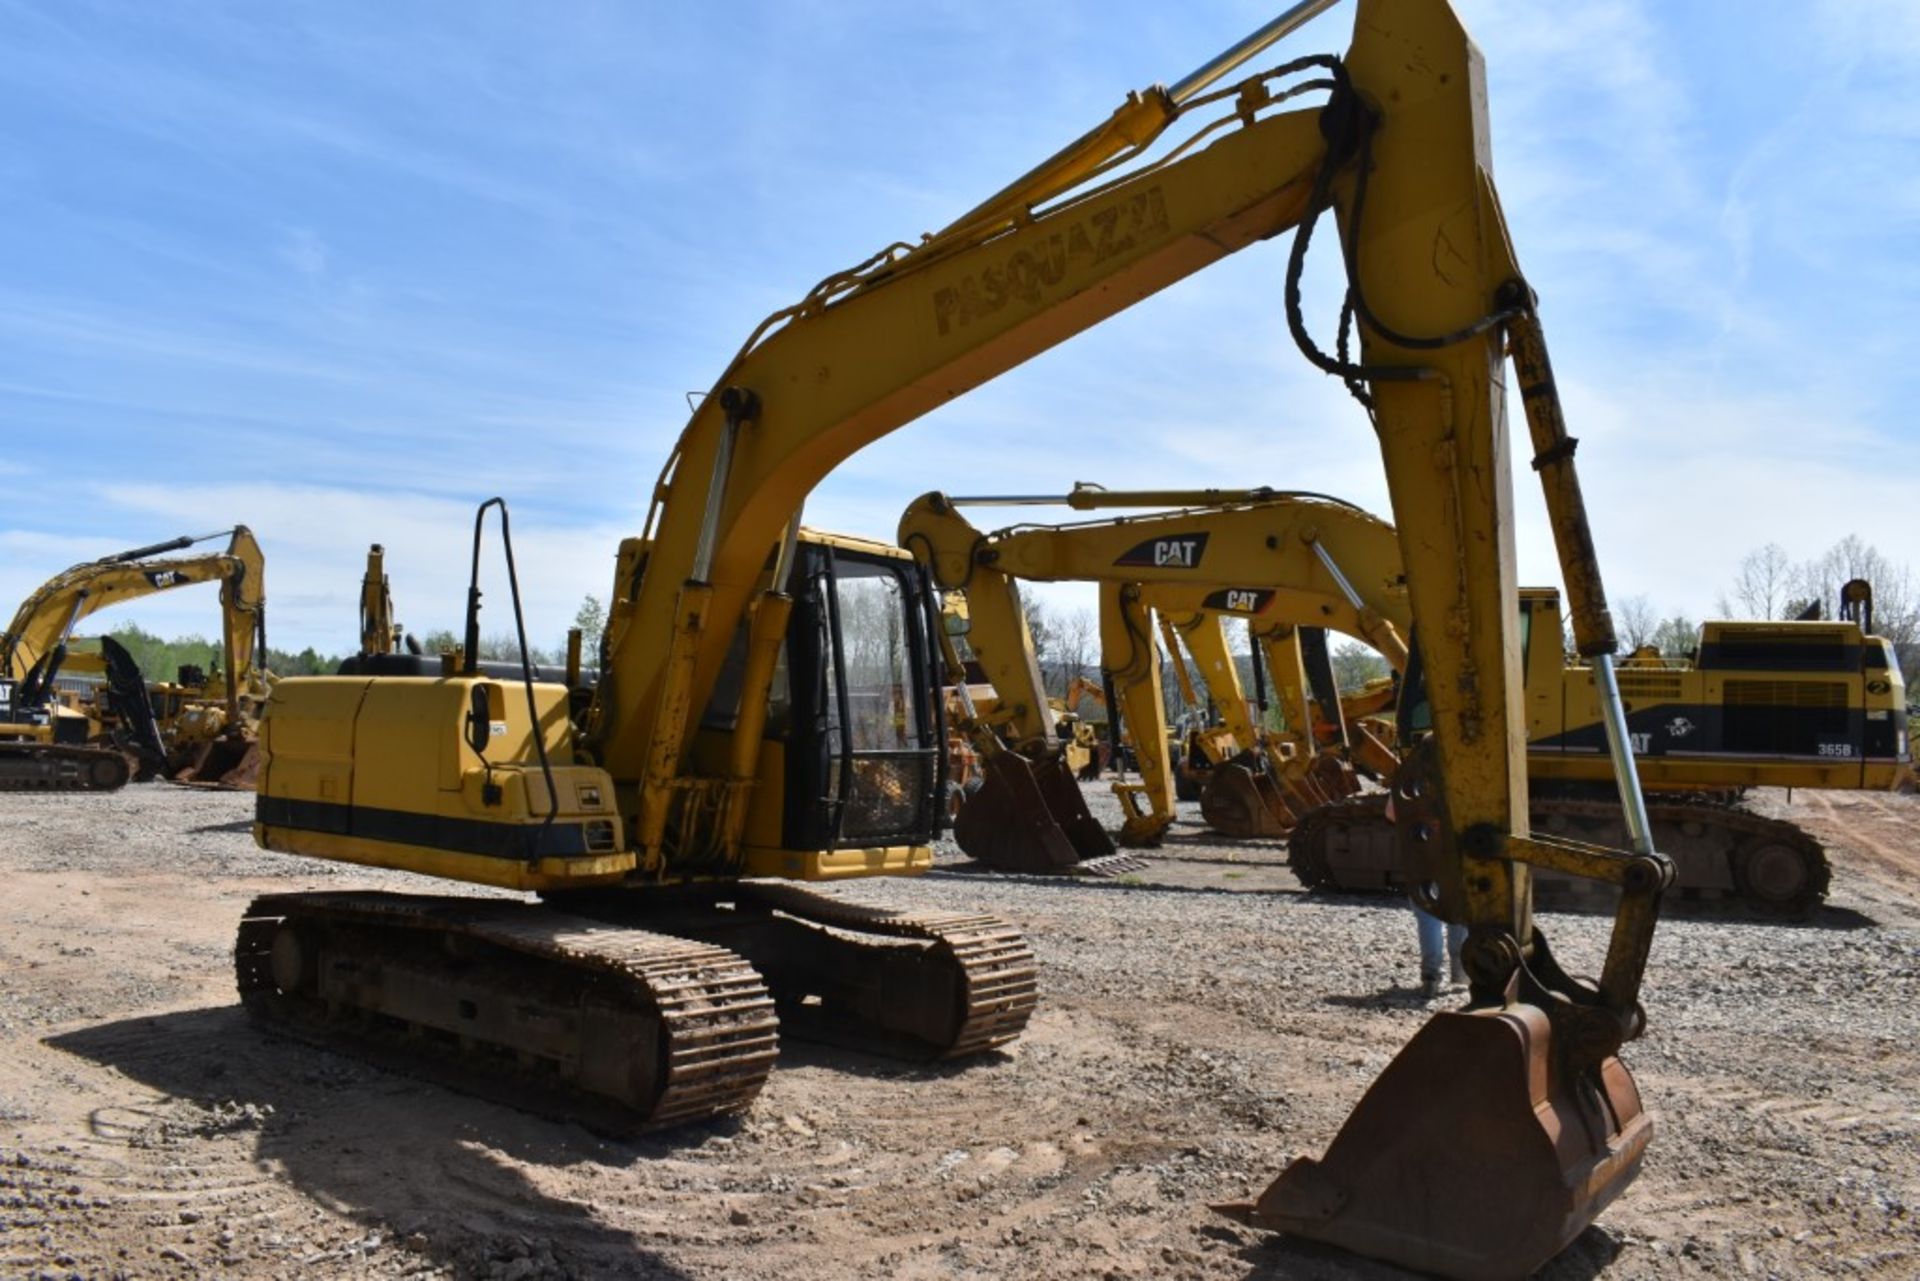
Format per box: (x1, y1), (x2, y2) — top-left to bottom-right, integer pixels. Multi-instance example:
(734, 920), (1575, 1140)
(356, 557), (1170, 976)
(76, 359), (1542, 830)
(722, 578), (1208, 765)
(256, 676), (633, 891)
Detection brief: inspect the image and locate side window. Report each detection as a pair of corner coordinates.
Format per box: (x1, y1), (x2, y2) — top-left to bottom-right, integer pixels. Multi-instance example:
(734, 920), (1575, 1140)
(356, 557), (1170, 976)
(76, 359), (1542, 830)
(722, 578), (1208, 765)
(828, 556), (922, 752)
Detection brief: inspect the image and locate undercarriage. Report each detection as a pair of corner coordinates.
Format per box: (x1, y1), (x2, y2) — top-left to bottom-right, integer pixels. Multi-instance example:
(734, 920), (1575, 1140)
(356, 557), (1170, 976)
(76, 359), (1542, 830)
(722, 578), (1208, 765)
(235, 882), (1036, 1132)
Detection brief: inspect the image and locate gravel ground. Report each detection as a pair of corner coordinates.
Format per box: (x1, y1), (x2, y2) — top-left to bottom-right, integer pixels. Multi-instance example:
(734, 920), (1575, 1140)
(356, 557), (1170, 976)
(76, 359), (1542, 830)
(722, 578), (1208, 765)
(1, 782), (1916, 1280)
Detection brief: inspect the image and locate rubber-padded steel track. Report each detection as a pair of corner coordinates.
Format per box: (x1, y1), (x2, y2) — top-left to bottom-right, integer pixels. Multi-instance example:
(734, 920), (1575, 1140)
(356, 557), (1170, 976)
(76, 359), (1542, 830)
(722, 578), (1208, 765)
(0, 742), (130, 792)
(732, 882), (1038, 1059)
(1288, 793), (1830, 919)
(235, 891), (779, 1132)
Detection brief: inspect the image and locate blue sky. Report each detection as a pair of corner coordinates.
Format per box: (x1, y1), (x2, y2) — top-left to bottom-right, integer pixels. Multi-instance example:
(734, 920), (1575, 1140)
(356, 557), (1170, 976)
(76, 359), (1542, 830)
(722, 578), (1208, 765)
(1, 0), (1914, 652)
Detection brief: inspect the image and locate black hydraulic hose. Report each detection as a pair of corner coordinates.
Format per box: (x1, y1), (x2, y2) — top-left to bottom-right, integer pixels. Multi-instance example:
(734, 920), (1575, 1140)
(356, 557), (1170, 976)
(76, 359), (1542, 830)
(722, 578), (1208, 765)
(1250, 630), (1268, 716)
(917, 565), (951, 836)
(466, 498), (560, 853)
(1100, 668), (1123, 775)
(1283, 67), (1528, 414)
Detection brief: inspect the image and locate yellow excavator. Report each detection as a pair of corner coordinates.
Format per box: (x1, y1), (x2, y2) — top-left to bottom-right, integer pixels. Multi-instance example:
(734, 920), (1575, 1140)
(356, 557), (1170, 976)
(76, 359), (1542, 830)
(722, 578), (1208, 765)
(1150, 588), (1403, 828)
(238, 4), (1670, 1275)
(899, 487), (1407, 853)
(0, 527), (268, 791)
(1159, 565), (1909, 917)
(1289, 586), (1910, 916)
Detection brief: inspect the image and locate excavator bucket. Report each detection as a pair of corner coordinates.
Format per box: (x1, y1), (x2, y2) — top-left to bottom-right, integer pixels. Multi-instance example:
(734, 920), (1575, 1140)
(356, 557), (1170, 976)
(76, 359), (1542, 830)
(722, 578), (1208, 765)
(1305, 752), (1360, 803)
(171, 735), (262, 790)
(1198, 760), (1295, 838)
(1215, 1003), (1651, 1281)
(955, 750), (1116, 875)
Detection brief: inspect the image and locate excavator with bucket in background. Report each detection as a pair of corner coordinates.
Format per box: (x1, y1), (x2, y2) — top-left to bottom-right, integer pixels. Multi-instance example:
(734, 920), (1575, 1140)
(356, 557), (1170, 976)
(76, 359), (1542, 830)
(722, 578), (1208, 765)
(1252, 578), (1909, 918)
(239, 4), (1675, 1275)
(0, 527), (269, 791)
(1156, 560), (1909, 917)
(1148, 587), (1403, 830)
(899, 486), (1409, 855)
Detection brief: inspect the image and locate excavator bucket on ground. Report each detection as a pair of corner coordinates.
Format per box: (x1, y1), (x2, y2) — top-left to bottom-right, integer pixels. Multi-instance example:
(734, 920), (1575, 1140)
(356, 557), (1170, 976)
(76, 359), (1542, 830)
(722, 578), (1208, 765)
(1215, 1004), (1651, 1281)
(954, 749), (1120, 875)
(1197, 759), (1297, 838)
(170, 734), (261, 790)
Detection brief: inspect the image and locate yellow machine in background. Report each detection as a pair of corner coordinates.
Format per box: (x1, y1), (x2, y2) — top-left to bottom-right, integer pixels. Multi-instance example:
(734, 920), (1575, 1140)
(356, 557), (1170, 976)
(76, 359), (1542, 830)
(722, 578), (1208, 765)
(900, 487), (1407, 852)
(1149, 592), (1396, 829)
(0, 527), (268, 791)
(242, 4), (1673, 1274)
(1269, 573), (1909, 917)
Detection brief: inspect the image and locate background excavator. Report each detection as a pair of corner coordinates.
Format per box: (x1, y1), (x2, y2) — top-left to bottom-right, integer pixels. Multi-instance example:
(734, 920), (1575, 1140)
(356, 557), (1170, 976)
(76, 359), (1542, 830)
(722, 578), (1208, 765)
(1254, 574), (1912, 917)
(1150, 588), (1403, 829)
(898, 487), (1407, 856)
(1143, 541), (1909, 917)
(239, 3), (1671, 1275)
(0, 527), (268, 790)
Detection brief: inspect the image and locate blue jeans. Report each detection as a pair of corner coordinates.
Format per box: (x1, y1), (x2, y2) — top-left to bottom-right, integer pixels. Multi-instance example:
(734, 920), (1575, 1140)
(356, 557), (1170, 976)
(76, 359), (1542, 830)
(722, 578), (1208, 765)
(1415, 907), (1467, 982)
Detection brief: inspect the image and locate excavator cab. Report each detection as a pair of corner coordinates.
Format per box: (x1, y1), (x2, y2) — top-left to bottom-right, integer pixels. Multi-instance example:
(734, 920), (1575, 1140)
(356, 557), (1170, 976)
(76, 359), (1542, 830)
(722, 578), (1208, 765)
(750, 537), (949, 870)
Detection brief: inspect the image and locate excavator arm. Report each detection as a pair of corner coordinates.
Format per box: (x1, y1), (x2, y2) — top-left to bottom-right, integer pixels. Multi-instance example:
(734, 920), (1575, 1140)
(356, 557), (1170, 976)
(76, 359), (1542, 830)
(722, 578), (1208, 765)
(586, 3), (1596, 883)
(1100, 582), (1178, 845)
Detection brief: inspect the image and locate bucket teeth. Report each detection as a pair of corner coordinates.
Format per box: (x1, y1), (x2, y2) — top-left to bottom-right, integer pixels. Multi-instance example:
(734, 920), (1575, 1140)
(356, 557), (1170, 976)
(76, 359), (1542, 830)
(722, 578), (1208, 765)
(1070, 853), (1149, 878)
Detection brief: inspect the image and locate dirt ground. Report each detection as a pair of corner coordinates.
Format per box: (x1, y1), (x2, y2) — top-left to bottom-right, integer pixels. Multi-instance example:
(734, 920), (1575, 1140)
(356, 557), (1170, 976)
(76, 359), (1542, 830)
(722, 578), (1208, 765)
(2, 784), (1916, 1280)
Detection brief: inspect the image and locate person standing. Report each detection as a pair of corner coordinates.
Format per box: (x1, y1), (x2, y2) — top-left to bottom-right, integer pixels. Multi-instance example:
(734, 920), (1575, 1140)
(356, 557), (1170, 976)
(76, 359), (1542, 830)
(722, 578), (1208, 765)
(1415, 902), (1467, 999)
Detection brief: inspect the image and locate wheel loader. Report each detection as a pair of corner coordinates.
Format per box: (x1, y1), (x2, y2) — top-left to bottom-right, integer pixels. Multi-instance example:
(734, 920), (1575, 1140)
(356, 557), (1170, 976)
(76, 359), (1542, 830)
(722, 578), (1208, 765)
(239, 4), (1678, 1275)
(0, 527), (269, 791)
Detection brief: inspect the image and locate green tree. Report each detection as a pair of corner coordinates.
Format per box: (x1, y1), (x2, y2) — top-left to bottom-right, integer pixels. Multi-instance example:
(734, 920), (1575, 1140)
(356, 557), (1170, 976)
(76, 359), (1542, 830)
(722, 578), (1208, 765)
(573, 594), (606, 664)
(1330, 639), (1389, 691)
(1650, 615), (1697, 659)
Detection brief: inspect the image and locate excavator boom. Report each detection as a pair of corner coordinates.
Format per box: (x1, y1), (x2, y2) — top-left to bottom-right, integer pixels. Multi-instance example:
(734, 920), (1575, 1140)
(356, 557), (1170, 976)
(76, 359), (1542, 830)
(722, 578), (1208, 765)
(249, 5), (1669, 1274)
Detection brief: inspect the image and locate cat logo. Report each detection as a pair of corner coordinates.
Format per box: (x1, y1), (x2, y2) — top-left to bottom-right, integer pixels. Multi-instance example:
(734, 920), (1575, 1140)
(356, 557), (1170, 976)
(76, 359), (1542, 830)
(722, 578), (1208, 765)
(0, 680), (12, 716)
(144, 570), (187, 588)
(1113, 531), (1210, 569)
(1629, 732), (1652, 754)
(1201, 587), (1273, 615)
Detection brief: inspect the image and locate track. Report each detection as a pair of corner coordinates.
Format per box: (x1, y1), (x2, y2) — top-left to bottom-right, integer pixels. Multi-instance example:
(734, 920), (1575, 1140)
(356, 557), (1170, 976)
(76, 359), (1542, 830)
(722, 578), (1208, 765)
(234, 892), (781, 1134)
(1288, 791), (1831, 918)
(560, 881), (1040, 1063)
(732, 881), (1039, 1059)
(0, 741), (130, 792)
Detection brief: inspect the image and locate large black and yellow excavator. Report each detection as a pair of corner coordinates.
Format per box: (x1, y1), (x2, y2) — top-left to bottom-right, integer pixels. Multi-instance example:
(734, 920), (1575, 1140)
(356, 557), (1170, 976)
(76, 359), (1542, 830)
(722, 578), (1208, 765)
(239, 4), (1674, 1275)
(1222, 579), (1913, 917)
(0, 527), (267, 791)
(1121, 526), (1904, 918)
(898, 487), (1407, 854)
